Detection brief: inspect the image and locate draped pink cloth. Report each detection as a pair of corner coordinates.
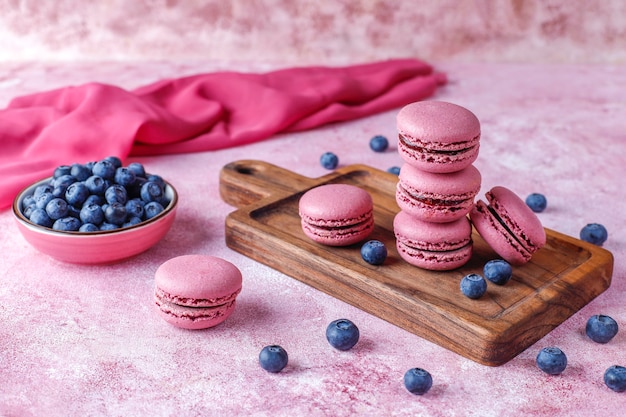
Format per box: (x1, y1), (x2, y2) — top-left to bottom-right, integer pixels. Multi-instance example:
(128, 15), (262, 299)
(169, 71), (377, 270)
(0, 59), (446, 209)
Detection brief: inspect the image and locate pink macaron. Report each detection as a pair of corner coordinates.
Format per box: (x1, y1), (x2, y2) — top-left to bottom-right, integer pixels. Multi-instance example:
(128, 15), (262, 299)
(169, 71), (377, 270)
(397, 101), (481, 173)
(393, 210), (473, 271)
(154, 255), (243, 330)
(396, 163), (481, 223)
(470, 186), (547, 265)
(299, 184), (374, 246)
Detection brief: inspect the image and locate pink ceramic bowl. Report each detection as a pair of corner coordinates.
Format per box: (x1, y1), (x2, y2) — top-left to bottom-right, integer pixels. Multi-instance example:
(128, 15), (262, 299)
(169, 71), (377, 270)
(12, 177), (178, 264)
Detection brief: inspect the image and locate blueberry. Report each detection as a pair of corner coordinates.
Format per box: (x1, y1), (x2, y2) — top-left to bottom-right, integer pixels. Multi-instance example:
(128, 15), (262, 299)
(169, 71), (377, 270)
(100, 222), (120, 231)
(22, 194), (36, 211)
(483, 259), (513, 285)
(53, 165), (71, 179)
(586, 314), (619, 344)
(326, 319), (360, 351)
(146, 174), (165, 188)
(127, 162), (146, 177)
(536, 347), (567, 375)
(123, 216), (143, 227)
(33, 184), (53, 198)
(114, 167), (136, 187)
(361, 240), (387, 265)
(104, 202), (127, 226)
(525, 193), (547, 213)
(52, 174), (76, 190)
(92, 159), (116, 180)
(460, 273), (487, 299)
(45, 198), (69, 220)
(52, 185), (68, 199)
(604, 365), (626, 392)
(84, 194), (104, 207)
(105, 184), (128, 205)
(79, 223), (100, 232)
(140, 181), (165, 204)
(65, 182), (90, 206)
(104, 156), (123, 169)
(85, 175), (107, 195)
(259, 345), (288, 373)
(67, 205), (81, 219)
(52, 217), (81, 232)
(580, 223), (608, 246)
(369, 135), (389, 152)
(320, 152), (339, 170)
(387, 166), (401, 176)
(23, 203), (36, 218)
(34, 192), (54, 210)
(70, 163), (91, 181)
(29, 208), (53, 228)
(144, 201), (165, 220)
(403, 368), (433, 395)
(80, 203), (105, 226)
(125, 199), (145, 219)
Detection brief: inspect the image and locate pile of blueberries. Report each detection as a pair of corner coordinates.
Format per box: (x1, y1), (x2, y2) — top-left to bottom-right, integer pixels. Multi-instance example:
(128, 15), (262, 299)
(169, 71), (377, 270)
(21, 156), (170, 232)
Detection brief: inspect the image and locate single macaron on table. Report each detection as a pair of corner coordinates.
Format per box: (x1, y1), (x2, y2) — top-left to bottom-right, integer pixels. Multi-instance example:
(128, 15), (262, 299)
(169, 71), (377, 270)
(219, 159), (613, 366)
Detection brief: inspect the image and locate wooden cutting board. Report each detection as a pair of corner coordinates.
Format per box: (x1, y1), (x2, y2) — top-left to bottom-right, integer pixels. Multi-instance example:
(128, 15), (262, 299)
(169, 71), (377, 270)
(219, 160), (614, 366)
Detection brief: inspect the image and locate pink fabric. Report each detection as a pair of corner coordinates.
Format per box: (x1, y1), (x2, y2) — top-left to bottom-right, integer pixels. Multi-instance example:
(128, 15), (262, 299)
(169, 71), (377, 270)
(0, 59), (446, 210)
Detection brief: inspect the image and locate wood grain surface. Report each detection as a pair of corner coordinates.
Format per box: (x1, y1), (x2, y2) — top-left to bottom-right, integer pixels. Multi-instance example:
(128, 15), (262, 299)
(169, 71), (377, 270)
(219, 160), (614, 366)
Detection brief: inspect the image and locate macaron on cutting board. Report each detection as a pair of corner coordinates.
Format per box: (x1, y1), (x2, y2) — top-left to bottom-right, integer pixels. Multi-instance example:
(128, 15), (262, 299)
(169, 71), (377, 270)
(219, 159), (613, 366)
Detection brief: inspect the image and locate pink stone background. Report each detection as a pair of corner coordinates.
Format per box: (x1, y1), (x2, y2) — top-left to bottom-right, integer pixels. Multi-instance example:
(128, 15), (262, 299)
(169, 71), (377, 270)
(0, 0), (625, 64)
(1, 1), (626, 416)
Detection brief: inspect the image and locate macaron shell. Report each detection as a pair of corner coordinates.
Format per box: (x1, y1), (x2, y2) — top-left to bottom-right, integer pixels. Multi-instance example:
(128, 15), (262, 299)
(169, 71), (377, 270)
(299, 184), (374, 246)
(396, 163), (481, 223)
(154, 255), (243, 329)
(397, 101), (481, 173)
(393, 211), (473, 270)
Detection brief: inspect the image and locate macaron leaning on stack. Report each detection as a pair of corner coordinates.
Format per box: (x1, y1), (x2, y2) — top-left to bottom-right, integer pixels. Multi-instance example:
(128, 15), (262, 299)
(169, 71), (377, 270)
(394, 101), (482, 271)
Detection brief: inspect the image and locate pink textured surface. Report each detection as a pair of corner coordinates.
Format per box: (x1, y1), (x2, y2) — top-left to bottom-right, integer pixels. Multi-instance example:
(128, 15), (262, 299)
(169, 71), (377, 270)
(1, 61), (626, 416)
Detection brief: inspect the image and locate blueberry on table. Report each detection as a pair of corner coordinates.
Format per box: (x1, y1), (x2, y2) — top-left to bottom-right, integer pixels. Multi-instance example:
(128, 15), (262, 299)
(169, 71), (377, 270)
(387, 166), (401, 176)
(369, 135), (389, 152)
(586, 314), (619, 344)
(604, 365), (626, 392)
(525, 193), (547, 213)
(403, 368), (433, 395)
(320, 152), (339, 170)
(580, 223), (608, 246)
(259, 345), (288, 373)
(483, 259), (513, 285)
(326, 319), (360, 351)
(536, 347), (567, 375)
(460, 273), (487, 299)
(361, 240), (388, 265)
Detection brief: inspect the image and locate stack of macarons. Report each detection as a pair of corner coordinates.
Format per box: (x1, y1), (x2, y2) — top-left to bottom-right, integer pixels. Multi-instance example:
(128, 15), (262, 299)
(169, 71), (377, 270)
(393, 101), (482, 271)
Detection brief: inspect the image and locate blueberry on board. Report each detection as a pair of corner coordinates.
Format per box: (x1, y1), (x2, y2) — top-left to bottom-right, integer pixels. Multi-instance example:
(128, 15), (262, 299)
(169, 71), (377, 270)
(104, 202), (127, 226)
(320, 152), (339, 170)
(105, 184), (128, 205)
(53, 217), (82, 232)
(369, 135), (389, 152)
(326, 319), (360, 351)
(387, 166), (401, 176)
(525, 193), (547, 213)
(580, 223), (608, 246)
(144, 201), (165, 220)
(404, 368), (433, 395)
(483, 259), (513, 285)
(604, 365), (626, 392)
(80, 203), (105, 226)
(92, 159), (116, 180)
(45, 198), (69, 220)
(361, 240), (388, 265)
(140, 181), (164, 203)
(70, 163), (91, 181)
(65, 182), (89, 206)
(536, 347), (567, 375)
(115, 167), (137, 187)
(259, 345), (288, 373)
(85, 175), (107, 195)
(460, 273), (487, 299)
(127, 162), (146, 178)
(29, 208), (53, 228)
(586, 314), (619, 344)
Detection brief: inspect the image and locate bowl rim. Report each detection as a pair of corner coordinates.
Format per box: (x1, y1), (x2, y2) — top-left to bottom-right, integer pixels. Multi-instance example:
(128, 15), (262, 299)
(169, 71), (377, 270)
(12, 176), (178, 237)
